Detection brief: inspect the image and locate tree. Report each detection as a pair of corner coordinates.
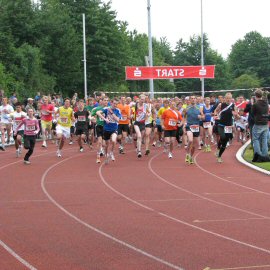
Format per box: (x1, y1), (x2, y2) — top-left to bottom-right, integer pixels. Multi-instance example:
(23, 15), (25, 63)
(228, 31), (270, 85)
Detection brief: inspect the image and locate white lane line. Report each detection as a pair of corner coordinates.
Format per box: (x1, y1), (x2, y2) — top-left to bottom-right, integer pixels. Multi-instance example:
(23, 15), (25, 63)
(0, 240), (37, 270)
(204, 264), (270, 270)
(148, 153), (269, 220)
(99, 153), (270, 256)
(193, 217), (267, 223)
(41, 154), (184, 270)
(194, 152), (270, 196)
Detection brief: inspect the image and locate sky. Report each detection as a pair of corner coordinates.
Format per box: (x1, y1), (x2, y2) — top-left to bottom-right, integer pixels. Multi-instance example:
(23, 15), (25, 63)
(103, 0), (270, 58)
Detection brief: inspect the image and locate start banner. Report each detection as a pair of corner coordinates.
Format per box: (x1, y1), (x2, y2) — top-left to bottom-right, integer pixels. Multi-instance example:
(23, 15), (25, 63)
(125, 65), (215, 80)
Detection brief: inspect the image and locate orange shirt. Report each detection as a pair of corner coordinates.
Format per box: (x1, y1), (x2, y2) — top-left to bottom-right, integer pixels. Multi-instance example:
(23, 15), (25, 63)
(162, 109), (182, 130)
(117, 103), (130, 124)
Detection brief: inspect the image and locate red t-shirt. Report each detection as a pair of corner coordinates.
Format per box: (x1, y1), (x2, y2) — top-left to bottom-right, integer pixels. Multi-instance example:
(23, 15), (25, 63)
(41, 104), (54, 121)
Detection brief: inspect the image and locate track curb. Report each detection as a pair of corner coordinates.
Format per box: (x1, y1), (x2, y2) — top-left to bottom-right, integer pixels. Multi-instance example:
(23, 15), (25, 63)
(236, 139), (270, 176)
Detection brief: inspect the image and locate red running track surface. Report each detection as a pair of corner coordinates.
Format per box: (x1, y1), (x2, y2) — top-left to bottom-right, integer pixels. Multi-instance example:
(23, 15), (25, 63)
(0, 141), (270, 270)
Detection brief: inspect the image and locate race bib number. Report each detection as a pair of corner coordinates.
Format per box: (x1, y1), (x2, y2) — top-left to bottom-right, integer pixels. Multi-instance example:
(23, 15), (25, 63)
(203, 122), (211, 129)
(224, 126), (233, 134)
(78, 115), (86, 122)
(26, 125), (35, 131)
(168, 119), (177, 127)
(107, 115), (116, 123)
(60, 117), (68, 124)
(190, 125), (199, 133)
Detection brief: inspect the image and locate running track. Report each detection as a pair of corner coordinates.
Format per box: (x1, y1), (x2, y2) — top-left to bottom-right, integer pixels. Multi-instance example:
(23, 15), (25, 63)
(1, 142), (270, 270)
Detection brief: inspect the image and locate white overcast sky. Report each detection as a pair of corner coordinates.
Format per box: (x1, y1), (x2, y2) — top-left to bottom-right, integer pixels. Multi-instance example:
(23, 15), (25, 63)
(103, 0), (270, 58)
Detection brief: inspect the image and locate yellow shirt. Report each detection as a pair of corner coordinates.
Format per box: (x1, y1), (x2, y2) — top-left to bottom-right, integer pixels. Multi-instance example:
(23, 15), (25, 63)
(157, 106), (170, 118)
(57, 107), (73, 127)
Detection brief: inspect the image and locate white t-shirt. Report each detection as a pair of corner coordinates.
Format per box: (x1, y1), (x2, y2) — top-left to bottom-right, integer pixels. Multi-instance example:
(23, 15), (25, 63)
(0, 105), (14, 123)
(10, 111), (27, 131)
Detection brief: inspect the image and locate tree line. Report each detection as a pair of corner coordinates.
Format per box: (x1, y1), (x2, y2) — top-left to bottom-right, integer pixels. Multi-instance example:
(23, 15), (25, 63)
(0, 0), (269, 99)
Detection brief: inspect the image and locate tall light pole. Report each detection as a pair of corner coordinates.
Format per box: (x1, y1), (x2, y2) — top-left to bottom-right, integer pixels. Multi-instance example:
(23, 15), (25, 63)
(200, 0), (205, 98)
(147, 0), (154, 99)
(82, 13), (88, 100)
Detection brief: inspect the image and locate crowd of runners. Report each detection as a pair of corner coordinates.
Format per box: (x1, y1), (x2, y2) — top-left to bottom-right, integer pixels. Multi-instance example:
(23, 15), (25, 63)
(0, 91), (269, 165)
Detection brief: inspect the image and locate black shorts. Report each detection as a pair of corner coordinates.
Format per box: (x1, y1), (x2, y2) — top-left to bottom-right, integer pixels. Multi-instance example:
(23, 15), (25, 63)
(96, 125), (104, 138)
(134, 121), (145, 132)
(145, 122), (153, 128)
(118, 124), (129, 135)
(70, 126), (75, 134)
(164, 130), (177, 138)
(103, 130), (117, 141)
(75, 128), (88, 136)
(213, 124), (219, 135)
(186, 125), (200, 137)
(156, 125), (163, 133)
(88, 123), (95, 130)
(13, 130), (24, 140)
(236, 126), (245, 132)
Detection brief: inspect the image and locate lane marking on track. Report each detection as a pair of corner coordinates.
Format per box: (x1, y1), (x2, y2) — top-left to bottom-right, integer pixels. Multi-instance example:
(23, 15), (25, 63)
(148, 153), (270, 220)
(194, 152), (270, 197)
(41, 153), (185, 270)
(0, 239), (37, 270)
(193, 217), (267, 223)
(99, 152), (270, 256)
(204, 264), (270, 270)
(47, 180), (96, 184)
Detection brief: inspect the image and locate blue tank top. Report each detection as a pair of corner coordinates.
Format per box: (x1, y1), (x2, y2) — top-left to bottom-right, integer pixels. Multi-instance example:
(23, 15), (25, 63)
(186, 105), (200, 126)
(203, 105), (212, 122)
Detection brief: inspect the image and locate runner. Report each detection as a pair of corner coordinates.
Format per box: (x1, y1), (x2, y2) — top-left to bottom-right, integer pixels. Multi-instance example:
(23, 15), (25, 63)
(161, 100), (183, 158)
(74, 99), (90, 152)
(14, 108), (40, 164)
(9, 102), (27, 157)
(235, 108), (248, 144)
(182, 96), (204, 164)
(152, 100), (163, 147)
(0, 97), (14, 150)
(91, 97), (105, 163)
(117, 96), (131, 154)
(96, 98), (121, 164)
(85, 97), (95, 147)
(55, 98), (74, 157)
(133, 94), (150, 158)
(214, 92), (238, 163)
(202, 97), (214, 152)
(40, 96), (55, 148)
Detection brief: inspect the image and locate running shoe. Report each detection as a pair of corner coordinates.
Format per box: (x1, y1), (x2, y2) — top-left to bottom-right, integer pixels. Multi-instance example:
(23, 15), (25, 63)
(215, 149), (219, 157)
(105, 154), (110, 164)
(69, 141), (73, 145)
(185, 154), (190, 163)
(137, 151), (142, 158)
(168, 152), (173, 159)
(57, 149), (62, 158)
(217, 157), (223, 163)
(207, 145), (212, 152)
(145, 149), (150, 156)
(80, 147), (84, 152)
(189, 157), (194, 165)
(96, 156), (101, 164)
(110, 152), (115, 161)
(0, 145), (5, 151)
(24, 160), (31, 165)
(42, 141), (47, 148)
(152, 141), (156, 147)
(100, 148), (104, 157)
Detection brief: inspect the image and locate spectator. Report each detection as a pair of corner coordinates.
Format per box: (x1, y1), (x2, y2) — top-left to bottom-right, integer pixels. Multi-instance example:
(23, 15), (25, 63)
(35, 91), (41, 102)
(251, 89), (269, 162)
(25, 98), (36, 114)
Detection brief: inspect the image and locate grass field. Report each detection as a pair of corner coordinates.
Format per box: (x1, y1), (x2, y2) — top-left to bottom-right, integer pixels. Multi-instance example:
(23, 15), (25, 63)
(243, 145), (270, 171)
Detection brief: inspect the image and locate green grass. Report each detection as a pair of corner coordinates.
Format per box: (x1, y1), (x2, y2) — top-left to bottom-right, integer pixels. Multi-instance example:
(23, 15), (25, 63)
(243, 145), (270, 171)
